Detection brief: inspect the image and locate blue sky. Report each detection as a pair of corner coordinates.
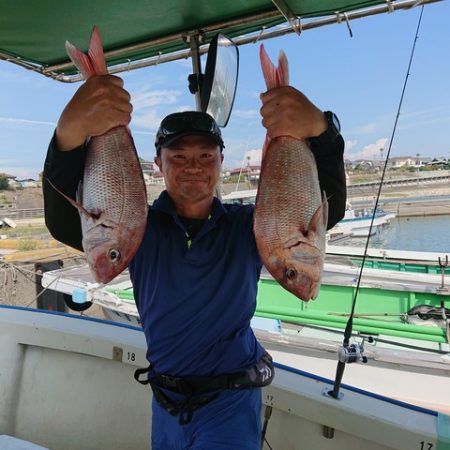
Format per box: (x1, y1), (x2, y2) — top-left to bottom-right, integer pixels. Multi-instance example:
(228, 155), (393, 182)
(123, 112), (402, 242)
(0, 1), (449, 179)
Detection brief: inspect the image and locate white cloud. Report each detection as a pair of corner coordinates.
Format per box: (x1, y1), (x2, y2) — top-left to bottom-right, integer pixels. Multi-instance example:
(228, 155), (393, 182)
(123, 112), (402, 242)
(347, 138), (389, 161)
(356, 122), (377, 134)
(174, 105), (193, 113)
(345, 139), (357, 152)
(398, 115), (450, 130)
(175, 58), (195, 69)
(0, 164), (41, 179)
(131, 129), (155, 136)
(132, 89), (180, 112)
(401, 105), (449, 119)
(245, 90), (261, 99)
(0, 117), (55, 127)
(131, 110), (162, 130)
(130, 88), (186, 130)
(233, 109), (259, 119)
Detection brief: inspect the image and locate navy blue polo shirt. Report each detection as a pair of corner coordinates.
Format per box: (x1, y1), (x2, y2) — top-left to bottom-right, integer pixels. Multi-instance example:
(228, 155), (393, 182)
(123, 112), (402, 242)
(129, 190), (265, 377)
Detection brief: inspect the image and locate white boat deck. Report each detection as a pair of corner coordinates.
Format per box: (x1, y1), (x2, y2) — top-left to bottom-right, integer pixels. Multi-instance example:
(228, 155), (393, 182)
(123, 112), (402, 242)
(0, 306), (446, 450)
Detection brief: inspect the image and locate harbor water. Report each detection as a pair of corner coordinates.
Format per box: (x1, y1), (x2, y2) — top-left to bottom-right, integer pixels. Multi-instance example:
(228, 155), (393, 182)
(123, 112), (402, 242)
(340, 215), (450, 253)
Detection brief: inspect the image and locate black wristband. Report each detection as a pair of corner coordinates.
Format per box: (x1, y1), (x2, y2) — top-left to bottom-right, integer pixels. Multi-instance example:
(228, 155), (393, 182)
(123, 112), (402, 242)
(309, 111), (341, 148)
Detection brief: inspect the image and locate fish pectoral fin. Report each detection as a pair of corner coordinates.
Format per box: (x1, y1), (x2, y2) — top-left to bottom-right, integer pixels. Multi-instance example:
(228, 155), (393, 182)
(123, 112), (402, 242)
(308, 197), (329, 233)
(45, 176), (93, 220)
(282, 198), (329, 250)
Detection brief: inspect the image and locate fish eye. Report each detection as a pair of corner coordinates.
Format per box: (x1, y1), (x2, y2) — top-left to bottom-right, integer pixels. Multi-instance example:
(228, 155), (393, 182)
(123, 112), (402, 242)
(285, 268), (297, 280)
(108, 248), (121, 262)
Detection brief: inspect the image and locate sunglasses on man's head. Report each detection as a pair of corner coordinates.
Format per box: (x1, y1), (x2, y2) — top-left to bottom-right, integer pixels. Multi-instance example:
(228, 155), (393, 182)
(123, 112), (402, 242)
(155, 112), (222, 149)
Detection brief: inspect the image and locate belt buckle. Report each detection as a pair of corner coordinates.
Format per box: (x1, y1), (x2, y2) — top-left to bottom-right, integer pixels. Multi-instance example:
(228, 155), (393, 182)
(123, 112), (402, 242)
(161, 375), (188, 393)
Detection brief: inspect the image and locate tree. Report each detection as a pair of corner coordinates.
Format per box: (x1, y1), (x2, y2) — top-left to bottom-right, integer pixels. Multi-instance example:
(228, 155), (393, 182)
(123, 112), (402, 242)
(0, 175), (10, 191)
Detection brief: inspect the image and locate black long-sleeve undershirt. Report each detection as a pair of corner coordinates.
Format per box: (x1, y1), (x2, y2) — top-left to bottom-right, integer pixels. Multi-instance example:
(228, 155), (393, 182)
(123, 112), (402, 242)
(43, 133), (346, 251)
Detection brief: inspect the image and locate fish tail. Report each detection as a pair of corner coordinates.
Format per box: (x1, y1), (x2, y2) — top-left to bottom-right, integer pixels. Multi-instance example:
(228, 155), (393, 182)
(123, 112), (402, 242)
(88, 26), (108, 75)
(260, 44), (279, 90)
(65, 26), (107, 79)
(259, 45), (290, 160)
(65, 40), (95, 78)
(260, 45), (289, 89)
(277, 50), (289, 86)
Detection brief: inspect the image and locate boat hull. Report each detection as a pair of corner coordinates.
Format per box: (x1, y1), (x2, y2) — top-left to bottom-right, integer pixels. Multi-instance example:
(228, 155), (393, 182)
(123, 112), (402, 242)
(0, 306), (442, 450)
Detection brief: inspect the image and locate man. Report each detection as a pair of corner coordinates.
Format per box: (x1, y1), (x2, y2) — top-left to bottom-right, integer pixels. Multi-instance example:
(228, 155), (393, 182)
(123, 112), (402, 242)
(43, 73), (346, 449)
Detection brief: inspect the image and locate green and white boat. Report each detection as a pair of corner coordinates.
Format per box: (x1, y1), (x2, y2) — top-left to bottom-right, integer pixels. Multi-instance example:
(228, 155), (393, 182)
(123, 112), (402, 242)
(40, 258), (450, 414)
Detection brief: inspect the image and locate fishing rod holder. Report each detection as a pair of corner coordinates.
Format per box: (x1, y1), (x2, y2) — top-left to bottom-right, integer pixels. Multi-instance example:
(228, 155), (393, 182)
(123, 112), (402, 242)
(338, 336), (373, 364)
(436, 255), (449, 294)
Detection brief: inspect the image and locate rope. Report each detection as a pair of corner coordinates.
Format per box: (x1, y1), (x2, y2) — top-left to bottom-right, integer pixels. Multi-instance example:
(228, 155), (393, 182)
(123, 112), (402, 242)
(0, 259), (83, 308)
(24, 273), (63, 308)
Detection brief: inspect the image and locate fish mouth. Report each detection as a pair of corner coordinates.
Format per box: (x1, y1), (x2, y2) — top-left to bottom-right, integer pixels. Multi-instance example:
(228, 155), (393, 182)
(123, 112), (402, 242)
(286, 274), (319, 302)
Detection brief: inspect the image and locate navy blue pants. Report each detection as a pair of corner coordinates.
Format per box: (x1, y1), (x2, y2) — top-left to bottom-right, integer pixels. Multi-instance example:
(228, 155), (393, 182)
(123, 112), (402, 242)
(151, 388), (262, 449)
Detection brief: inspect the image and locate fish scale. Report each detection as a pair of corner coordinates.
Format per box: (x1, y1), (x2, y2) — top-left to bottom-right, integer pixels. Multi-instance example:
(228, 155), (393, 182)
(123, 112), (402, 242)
(255, 136), (323, 252)
(254, 45), (328, 302)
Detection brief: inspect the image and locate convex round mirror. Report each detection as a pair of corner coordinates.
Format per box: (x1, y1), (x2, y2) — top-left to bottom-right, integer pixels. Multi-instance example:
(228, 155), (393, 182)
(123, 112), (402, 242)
(201, 33), (239, 127)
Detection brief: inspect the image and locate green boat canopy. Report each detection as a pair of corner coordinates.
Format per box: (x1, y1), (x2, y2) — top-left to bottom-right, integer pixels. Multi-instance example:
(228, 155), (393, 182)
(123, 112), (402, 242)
(0, 0), (441, 80)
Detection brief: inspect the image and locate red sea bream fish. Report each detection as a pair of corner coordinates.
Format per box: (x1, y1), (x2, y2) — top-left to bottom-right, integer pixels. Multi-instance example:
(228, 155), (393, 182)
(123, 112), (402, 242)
(61, 26), (148, 283)
(254, 45), (328, 301)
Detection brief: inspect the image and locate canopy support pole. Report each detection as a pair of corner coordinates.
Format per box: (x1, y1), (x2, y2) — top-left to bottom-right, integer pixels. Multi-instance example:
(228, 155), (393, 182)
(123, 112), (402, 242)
(186, 32), (203, 111)
(271, 0), (301, 34)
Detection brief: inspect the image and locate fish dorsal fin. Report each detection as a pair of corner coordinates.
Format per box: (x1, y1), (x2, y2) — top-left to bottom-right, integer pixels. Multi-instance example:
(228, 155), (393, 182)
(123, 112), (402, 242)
(65, 26), (108, 79)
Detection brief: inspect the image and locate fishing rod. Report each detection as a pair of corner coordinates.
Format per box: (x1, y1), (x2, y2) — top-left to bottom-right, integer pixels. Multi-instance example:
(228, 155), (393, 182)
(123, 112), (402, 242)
(277, 320), (449, 354)
(329, 5), (427, 402)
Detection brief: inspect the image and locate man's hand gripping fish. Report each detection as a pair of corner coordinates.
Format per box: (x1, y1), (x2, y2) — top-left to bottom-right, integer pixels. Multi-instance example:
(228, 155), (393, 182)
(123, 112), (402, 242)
(254, 45), (328, 301)
(52, 27), (148, 284)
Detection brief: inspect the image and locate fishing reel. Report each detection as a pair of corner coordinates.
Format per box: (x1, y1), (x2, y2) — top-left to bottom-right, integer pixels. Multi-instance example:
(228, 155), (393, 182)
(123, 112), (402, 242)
(337, 336), (374, 364)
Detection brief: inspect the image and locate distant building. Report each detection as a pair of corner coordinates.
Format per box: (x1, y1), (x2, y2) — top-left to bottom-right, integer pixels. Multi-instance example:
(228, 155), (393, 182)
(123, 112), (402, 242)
(16, 179), (40, 188)
(349, 160), (379, 173)
(426, 158), (447, 169)
(387, 156), (427, 169)
(140, 161), (156, 177)
(228, 165), (261, 185)
(346, 156), (435, 172)
(0, 173), (17, 187)
(147, 171), (165, 185)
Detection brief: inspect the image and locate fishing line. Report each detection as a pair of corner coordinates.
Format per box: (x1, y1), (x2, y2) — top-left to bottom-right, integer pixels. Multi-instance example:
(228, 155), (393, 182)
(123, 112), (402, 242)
(330, 5), (426, 400)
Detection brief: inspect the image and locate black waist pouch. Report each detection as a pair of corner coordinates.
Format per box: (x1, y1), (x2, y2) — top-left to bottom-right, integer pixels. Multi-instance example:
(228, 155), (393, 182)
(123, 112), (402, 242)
(134, 350), (275, 424)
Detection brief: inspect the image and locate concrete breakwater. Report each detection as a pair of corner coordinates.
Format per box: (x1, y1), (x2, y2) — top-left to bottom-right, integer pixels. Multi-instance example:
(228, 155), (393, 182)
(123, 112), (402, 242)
(348, 181), (450, 217)
(382, 199), (450, 217)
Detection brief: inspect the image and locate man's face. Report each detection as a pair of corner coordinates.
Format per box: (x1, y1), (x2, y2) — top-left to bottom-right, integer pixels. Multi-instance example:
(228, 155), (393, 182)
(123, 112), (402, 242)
(154, 135), (223, 204)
